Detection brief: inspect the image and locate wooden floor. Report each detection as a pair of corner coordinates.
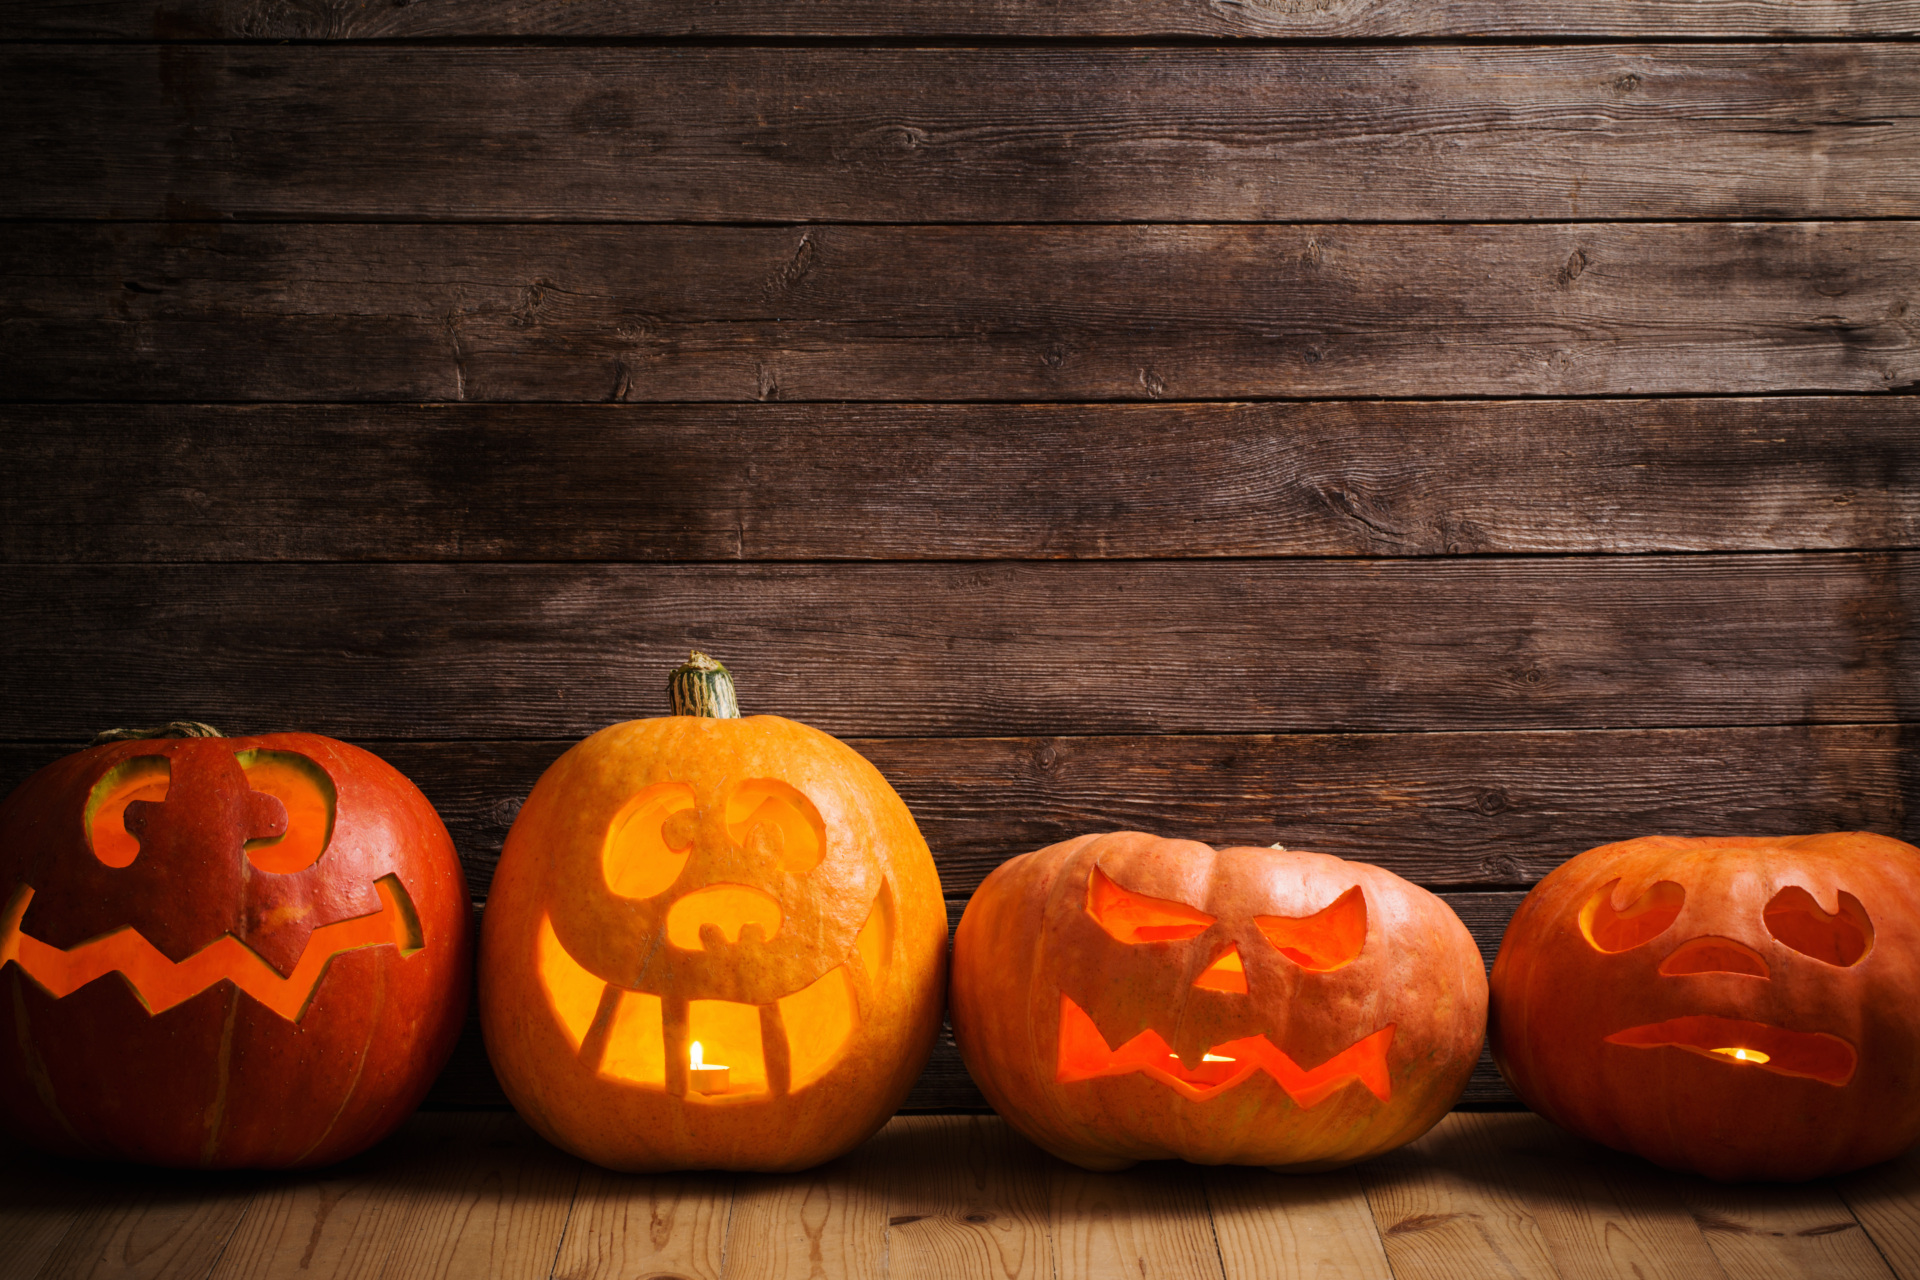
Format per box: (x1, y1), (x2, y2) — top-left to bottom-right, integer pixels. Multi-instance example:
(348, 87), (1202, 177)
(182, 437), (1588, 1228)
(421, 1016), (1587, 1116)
(7, 1110), (1919, 1280)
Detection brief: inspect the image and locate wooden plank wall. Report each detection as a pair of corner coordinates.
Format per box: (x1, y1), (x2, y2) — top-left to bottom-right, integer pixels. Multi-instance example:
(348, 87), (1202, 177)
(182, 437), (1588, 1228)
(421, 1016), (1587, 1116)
(2, 0), (1915, 1113)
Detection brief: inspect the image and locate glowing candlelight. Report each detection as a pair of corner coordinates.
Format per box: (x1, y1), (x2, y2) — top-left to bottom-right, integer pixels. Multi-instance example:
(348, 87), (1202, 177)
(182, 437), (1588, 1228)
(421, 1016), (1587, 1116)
(1711, 1046), (1770, 1065)
(689, 1040), (730, 1094)
(1201, 1053), (1235, 1063)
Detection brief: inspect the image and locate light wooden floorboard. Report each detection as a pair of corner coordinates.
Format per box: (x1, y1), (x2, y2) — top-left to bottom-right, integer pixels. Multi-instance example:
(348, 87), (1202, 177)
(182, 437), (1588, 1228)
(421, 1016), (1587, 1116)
(5, 1112), (1914, 1279)
(1840, 1148), (1920, 1280)
(720, 1136), (889, 1280)
(1047, 1156), (1224, 1280)
(1357, 1112), (1561, 1280)
(882, 1115), (1054, 1280)
(550, 1166), (731, 1280)
(1203, 1165), (1392, 1280)
(1685, 1177), (1896, 1280)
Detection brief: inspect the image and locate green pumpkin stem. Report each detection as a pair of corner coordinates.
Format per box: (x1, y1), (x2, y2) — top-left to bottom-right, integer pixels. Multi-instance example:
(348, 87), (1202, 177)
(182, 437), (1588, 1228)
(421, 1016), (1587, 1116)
(88, 721), (225, 747)
(669, 651), (741, 719)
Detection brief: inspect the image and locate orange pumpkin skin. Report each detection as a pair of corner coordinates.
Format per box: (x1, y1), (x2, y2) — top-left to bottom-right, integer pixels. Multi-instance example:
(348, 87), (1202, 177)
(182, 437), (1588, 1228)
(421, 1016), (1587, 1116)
(951, 832), (1487, 1171)
(0, 733), (471, 1168)
(479, 714), (947, 1172)
(1491, 833), (1920, 1182)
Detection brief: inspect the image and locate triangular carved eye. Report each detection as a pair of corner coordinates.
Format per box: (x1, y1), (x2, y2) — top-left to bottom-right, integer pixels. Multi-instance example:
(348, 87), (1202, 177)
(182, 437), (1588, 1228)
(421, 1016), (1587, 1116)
(1255, 887), (1367, 971)
(1086, 866), (1215, 943)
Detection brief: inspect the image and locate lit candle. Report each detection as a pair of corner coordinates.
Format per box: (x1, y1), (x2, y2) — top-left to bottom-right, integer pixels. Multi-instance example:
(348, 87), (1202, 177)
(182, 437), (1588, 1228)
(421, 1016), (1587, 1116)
(1711, 1046), (1770, 1065)
(689, 1040), (730, 1094)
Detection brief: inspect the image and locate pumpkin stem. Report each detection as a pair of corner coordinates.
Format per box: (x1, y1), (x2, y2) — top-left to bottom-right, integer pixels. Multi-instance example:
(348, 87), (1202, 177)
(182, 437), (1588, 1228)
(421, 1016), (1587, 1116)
(88, 721), (225, 746)
(669, 651), (741, 719)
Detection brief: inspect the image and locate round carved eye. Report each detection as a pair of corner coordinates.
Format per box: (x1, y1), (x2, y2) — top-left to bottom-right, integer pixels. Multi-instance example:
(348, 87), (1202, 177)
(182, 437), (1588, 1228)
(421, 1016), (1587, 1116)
(1580, 879), (1685, 953)
(85, 755), (171, 868)
(725, 780), (825, 877)
(603, 782), (697, 900)
(237, 749), (336, 874)
(1765, 886), (1873, 966)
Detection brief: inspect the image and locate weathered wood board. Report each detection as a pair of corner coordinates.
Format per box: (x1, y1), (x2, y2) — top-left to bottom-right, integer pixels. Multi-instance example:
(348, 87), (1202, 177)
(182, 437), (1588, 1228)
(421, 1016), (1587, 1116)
(11, 222), (1916, 401)
(5, 399), (1916, 562)
(6, 46), (1917, 222)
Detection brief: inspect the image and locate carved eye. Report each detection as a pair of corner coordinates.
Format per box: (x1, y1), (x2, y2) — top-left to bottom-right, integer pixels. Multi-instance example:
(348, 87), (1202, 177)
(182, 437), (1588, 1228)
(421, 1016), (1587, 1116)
(1086, 865), (1215, 943)
(237, 749), (336, 874)
(1255, 887), (1367, 971)
(1766, 886), (1873, 966)
(85, 755), (171, 868)
(603, 782), (697, 900)
(725, 780), (825, 876)
(1580, 879), (1685, 953)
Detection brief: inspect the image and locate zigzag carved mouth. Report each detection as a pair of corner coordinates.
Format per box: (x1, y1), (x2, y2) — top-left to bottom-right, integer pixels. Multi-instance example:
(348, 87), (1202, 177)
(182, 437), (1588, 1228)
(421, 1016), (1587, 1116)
(1056, 995), (1394, 1106)
(0, 877), (424, 1023)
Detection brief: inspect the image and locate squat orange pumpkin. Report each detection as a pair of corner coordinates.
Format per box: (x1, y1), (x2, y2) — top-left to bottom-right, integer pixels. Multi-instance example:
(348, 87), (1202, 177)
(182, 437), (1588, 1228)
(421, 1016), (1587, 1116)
(1491, 832), (1920, 1181)
(0, 724), (471, 1168)
(480, 654), (947, 1172)
(951, 831), (1487, 1171)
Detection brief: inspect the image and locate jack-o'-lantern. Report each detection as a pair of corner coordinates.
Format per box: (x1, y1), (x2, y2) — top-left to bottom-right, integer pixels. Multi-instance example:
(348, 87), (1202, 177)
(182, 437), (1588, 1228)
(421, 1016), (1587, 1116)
(950, 831), (1487, 1171)
(0, 723), (471, 1168)
(479, 654), (948, 1172)
(1491, 832), (1920, 1181)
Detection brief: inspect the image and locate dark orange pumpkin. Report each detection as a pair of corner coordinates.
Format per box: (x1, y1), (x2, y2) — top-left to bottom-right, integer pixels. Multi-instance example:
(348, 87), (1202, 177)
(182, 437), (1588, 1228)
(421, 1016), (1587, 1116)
(1492, 833), (1920, 1181)
(0, 725), (471, 1168)
(479, 654), (948, 1172)
(951, 831), (1487, 1171)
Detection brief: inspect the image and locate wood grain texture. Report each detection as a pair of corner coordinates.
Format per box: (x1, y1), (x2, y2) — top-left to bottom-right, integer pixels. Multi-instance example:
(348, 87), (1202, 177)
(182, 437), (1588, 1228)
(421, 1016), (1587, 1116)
(1460, 1117), (1727, 1280)
(722, 1139), (888, 1280)
(550, 1168), (730, 1280)
(7, 398), (1918, 563)
(1685, 1181), (1895, 1280)
(8, 222), (1916, 402)
(7, 46), (1917, 223)
(3, 556), (1913, 741)
(1047, 1157), (1226, 1280)
(31, 1172), (252, 1280)
(7, 0), (1919, 39)
(878, 1115), (1053, 1280)
(338, 1113), (578, 1280)
(0, 1130), (109, 1280)
(1840, 1148), (1920, 1280)
(1358, 1112), (1561, 1280)
(1204, 1166), (1395, 1280)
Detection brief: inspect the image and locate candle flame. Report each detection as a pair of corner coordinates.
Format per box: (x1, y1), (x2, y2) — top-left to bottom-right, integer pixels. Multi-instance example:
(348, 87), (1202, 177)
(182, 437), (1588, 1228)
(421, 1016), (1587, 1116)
(690, 1040), (704, 1069)
(1712, 1046), (1770, 1065)
(1201, 1053), (1235, 1063)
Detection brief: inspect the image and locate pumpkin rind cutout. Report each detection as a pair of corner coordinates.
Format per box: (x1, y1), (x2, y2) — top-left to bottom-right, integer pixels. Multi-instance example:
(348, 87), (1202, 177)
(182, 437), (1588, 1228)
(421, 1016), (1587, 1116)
(1490, 832), (1920, 1182)
(0, 733), (471, 1169)
(479, 675), (947, 1173)
(950, 832), (1488, 1171)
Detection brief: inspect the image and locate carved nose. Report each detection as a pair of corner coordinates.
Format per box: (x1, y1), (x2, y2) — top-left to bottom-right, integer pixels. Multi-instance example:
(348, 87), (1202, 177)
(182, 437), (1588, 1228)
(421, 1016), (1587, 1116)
(1658, 935), (1770, 979)
(665, 884), (784, 951)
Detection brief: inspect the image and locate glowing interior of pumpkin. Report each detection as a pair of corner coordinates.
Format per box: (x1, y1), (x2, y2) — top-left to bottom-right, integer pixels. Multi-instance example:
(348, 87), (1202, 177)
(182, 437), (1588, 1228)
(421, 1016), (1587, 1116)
(0, 874), (423, 1021)
(1580, 879), (1686, 953)
(234, 749), (337, 874)
(1056, 994), (1394, 1105)
(535, 880), (892, 1100)
(85, 756), (171, 868)
(1254, 887), (1368, 971)
(1605, 1015), (1856, 1085)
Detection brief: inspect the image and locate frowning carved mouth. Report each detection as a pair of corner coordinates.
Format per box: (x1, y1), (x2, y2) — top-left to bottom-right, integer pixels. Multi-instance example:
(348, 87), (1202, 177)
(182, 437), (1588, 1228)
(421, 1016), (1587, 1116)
(1056, 995), (1395, 1105)
(0, 876), (424, 1023)
(1605, 1015), (1857, 1086)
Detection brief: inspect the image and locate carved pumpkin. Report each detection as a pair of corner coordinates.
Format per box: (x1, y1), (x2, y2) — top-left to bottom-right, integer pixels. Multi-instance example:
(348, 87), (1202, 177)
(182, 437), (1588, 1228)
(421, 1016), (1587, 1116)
(479, 654), (947, 1172)
(950, 831), (1487, 1171)
(0, 724), (471, 1168)
(1491, 832), (1920, 1181)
